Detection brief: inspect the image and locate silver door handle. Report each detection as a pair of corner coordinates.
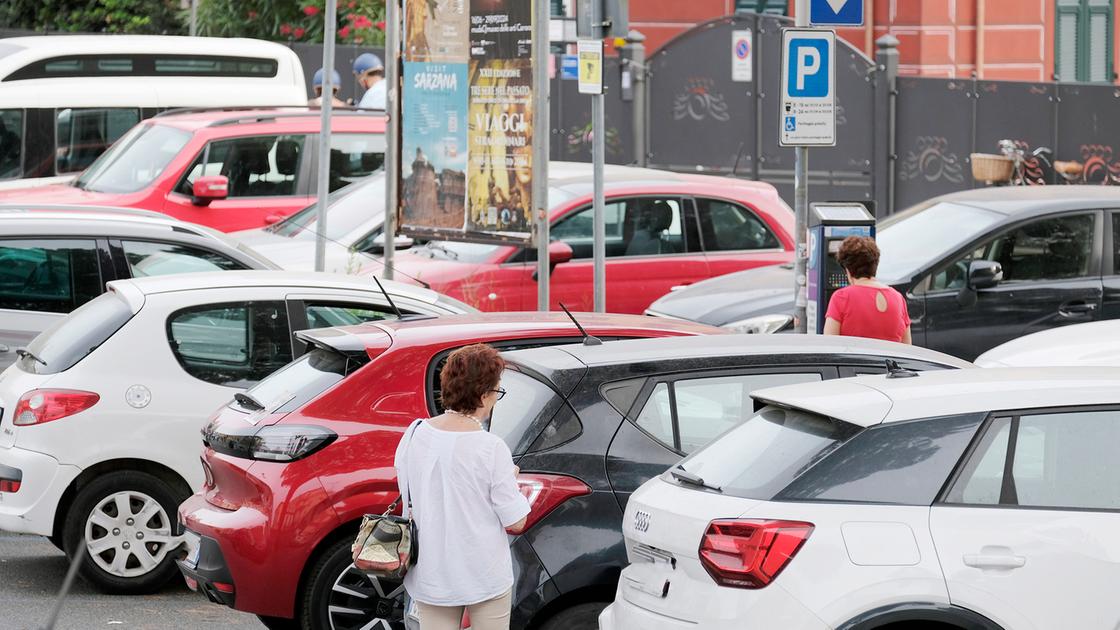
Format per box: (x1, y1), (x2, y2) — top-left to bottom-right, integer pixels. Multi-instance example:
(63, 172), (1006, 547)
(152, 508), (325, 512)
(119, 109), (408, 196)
(963, 554), (1026, 570)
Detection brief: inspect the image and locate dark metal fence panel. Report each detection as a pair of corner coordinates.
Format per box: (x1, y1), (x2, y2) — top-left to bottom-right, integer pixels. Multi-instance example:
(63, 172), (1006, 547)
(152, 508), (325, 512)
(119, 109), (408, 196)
(550, 56), (633, 164)
(893, 77), (972, 208)
(973, 81), (1056, 167)
(1056, 83), (1120, 184)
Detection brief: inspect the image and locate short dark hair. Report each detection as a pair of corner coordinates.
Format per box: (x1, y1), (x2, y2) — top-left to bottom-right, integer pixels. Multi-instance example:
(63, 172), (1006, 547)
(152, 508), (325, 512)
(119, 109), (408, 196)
(837, 236), (879, 278)
(366, 68), (384, 78)
(439, 344), (504, 412)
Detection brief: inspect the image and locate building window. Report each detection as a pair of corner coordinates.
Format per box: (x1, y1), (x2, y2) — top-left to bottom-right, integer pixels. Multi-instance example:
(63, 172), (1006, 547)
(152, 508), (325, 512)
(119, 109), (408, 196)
(1056, 0), (1114, 83)
(735, 0), (788, 15)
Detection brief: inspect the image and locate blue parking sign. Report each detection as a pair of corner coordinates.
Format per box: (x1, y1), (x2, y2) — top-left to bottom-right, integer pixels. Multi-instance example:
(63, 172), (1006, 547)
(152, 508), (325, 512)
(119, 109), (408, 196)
(810, 0), (863, 26)
(779, 29), (835, 147)
(786, 38), (829, 98)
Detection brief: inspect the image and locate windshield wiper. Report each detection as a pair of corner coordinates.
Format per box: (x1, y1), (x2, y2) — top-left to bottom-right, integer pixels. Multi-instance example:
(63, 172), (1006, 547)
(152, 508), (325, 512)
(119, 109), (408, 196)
(424, 241), (459, 260)
(233, 392), (265, 411)
(15, 348), (47, 367)
(671, 465), (722, 493)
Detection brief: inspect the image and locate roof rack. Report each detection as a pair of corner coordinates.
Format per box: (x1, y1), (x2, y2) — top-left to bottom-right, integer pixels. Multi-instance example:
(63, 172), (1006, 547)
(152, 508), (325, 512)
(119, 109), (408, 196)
(153, 105), (386, 126)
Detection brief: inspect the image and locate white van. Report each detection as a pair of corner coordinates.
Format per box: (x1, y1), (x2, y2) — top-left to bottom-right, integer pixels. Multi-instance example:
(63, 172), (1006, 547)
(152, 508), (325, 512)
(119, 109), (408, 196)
(0, 35), (306, 188)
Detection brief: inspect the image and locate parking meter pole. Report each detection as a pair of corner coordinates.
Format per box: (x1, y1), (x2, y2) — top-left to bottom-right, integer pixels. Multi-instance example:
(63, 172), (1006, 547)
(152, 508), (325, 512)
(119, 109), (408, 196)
(382, 0), (401, 280)
(593, 92), (606, 312)
(628, 31), (648, 168)
(792, 0), (810, 333)
(313, 0), (338, 273)
(534, 0), (551, 311)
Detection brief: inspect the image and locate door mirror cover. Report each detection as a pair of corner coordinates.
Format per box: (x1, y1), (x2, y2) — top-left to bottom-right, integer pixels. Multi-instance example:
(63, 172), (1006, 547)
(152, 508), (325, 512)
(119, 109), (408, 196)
(548, 241), (574, 266)
(967, 260), (1002, 290)
(192, 175), (230, 205)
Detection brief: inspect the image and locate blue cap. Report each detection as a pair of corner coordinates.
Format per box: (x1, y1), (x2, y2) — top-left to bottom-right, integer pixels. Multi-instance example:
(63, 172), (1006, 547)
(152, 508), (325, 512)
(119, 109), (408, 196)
(353, 53), (384, 75)
(312, 68), (342, 88)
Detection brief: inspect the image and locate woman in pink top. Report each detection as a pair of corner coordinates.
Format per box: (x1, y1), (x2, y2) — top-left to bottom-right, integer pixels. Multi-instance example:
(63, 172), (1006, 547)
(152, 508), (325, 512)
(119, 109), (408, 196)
(823, 236), (912, 344)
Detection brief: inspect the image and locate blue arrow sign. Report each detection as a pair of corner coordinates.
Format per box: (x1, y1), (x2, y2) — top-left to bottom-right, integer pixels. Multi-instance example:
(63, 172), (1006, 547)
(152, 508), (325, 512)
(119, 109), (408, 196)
(810, 0), (863, 26)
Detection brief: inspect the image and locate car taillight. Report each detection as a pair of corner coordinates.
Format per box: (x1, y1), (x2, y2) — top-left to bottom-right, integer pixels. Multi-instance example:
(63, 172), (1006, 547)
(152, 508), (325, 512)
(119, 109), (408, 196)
(698, 519), (813, 589)
(202, 423), (336, 462)
(12, 389), (100, 426)
(0, 480), (20, 493)
(515, 474), (591, 532)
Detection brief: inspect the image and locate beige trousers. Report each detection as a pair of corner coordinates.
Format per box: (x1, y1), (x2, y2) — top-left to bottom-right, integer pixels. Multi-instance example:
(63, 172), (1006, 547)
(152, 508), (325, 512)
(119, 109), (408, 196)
(417, 589), (512, 630)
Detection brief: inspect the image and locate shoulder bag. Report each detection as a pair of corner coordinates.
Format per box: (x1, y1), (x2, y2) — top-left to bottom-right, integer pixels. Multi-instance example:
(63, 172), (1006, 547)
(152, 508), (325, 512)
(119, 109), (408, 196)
(351, 420), (421, 579)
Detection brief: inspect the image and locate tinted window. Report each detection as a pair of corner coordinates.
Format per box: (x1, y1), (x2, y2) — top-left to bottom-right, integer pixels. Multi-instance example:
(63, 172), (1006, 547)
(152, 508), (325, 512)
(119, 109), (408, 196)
(777, 414), (983, 505)
(0, 109), (23, 180)
(876, 202), (1003, 283)
(55, 108), (140, 174)
(634, 383), (674, 447)
(552, 197), (694, 259)
(676, 406), (859, 499)
(76, 124), (191, 193)
(490, 369), (569, 456)
(167, 301), (292, 388)
(695, 198), (779, 251)
(5, 54), (278, 81)
(18, 292), (134, 375)
(304, 302), (393, 328)
(948, 410), (1120, 510)
(270, 174), (385, 241)
(177, 135), (305, 198)
(0, 239), (101, 313)
(236, 347), (351, 415)
(121, 241), (245, 277)
(330, 134), (385, 191)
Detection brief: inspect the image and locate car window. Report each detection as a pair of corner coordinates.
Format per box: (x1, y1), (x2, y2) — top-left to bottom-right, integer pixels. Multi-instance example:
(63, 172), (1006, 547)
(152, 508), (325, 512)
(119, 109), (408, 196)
(329, 133), (385, 192)
(121, 240), (246, 278)
(75, 123), (192, 194)
(930, 213), (1096, 290)
(0, 109), (23, 180)
(303, 301), (394, 328)
(947, 410), (1120, 510)
(177, 134), (306, 198)
(490, 368), (576, 456)
(695, 198), (780, 251)
(167, 301), (293, 388)
(0, 239), (101, 313)
(55, 108), (140, 174)
(18, 291), (134, 375)
(631, 372), (823, 455)
(551, 197), (694, 259)
(236, 347), (356, 415)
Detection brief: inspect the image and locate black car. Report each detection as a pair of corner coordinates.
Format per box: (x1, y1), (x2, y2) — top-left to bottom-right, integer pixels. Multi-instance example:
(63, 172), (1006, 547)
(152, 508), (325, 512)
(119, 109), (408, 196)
(489, 334), (972, 630)
(646, 186), (1120, 361)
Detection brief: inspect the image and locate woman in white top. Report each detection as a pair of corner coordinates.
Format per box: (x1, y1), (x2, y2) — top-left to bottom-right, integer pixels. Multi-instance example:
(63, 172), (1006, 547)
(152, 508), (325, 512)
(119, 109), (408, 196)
(394, 344), (531, 630)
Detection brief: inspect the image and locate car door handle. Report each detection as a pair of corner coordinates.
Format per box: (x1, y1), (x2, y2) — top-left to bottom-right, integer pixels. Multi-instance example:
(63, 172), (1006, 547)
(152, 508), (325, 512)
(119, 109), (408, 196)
(963, 553), (1026, 570)
(669, 282), (693, 292)
(1058, 301), (1097, 317)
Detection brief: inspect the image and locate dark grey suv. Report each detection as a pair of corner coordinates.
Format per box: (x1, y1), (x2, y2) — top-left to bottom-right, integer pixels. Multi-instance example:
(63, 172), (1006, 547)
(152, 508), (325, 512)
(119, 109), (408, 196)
(0, 205), (275, 370)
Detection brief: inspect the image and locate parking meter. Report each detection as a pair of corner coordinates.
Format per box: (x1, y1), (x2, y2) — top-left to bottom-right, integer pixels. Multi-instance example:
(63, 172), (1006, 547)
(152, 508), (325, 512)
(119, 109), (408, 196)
(806, 203), (875, 334)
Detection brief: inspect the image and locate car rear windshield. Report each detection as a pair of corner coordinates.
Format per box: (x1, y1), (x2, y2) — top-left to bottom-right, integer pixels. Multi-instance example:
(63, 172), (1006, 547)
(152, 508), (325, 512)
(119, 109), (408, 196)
(234, 347), (362, 415)
(674, 405), (860, 500)
(19, 292), (135, 375)
(490, 369), (580, 456)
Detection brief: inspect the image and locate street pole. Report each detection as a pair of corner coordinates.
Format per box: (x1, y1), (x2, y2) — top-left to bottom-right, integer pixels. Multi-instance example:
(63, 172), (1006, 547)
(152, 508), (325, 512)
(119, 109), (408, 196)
(793, 0), (809, 333)
(313, 0), (338, 273)
(533, 0), (552, 310)
(628, 31), (647, 168)
(189, 0), (198, 36)
(382, 0), (400, 280)
(592, 91), (606, 311)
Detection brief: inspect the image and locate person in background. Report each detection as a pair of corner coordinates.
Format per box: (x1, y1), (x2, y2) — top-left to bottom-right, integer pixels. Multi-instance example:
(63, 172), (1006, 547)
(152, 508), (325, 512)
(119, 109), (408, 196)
(353, 53), (386, 111)
(394, 344), (529, 630)
(309, 68), (347, 107)
(823, 236), (912, 344)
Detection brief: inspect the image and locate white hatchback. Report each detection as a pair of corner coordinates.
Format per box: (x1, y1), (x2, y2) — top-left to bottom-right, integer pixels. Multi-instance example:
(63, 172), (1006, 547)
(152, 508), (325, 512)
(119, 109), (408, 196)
(602, 367), (1120, 630)
(0, 271), (472, 594)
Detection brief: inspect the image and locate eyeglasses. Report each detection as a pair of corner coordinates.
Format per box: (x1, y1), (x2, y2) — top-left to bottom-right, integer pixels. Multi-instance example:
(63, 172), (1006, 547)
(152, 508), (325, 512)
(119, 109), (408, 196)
(491, 388), (507, 401)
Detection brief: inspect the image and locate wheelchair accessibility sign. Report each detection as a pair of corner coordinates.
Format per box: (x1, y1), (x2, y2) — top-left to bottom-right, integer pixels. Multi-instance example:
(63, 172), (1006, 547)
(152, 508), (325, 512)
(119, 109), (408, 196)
(779, 28), (836, 147)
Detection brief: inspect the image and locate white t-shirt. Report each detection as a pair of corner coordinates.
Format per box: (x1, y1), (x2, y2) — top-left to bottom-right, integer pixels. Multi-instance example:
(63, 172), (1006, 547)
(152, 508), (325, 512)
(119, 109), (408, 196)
(359, 80), (386, 110)
(394, 419), (531, 606)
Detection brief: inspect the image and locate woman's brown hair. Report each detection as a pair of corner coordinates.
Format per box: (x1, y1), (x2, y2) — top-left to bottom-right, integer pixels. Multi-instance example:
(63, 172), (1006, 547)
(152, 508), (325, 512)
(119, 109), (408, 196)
(836, 236), (880, 279)
(439, 344), (505, 412)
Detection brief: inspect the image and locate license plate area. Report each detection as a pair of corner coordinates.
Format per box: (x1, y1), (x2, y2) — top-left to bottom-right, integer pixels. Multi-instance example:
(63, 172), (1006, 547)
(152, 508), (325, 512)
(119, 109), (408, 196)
(182, 530), (201, 568)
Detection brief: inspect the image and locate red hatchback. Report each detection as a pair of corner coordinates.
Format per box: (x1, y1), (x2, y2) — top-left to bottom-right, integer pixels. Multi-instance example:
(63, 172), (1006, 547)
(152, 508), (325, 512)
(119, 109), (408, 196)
(176, 312), (722, 630)
(0, 108), (386, 232)
(389, 163), (794, 314)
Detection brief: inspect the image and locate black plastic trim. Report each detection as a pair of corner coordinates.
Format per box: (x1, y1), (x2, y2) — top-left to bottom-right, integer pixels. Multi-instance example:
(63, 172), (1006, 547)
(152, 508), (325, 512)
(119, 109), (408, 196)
(837, 602), (1005, 630)
(175, 530), (236, 607)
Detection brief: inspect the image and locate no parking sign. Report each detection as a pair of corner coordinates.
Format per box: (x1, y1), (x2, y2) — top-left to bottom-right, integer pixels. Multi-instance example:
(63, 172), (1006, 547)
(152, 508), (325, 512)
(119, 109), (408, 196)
(732, 29), (752, 82)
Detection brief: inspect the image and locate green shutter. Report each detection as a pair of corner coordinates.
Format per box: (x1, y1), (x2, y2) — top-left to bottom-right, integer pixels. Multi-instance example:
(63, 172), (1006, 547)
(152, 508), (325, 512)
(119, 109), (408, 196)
(1055, 0), (1114, 83)
(1087, 0), (1113, 82)
(1057, 3), (1080, 81)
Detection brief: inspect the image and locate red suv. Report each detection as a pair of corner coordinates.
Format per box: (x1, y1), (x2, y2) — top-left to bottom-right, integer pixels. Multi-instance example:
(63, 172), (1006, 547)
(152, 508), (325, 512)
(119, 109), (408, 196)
(177, 313), (722, 630)
(0, 109), (386, 232)
(389, 163), (794, 314)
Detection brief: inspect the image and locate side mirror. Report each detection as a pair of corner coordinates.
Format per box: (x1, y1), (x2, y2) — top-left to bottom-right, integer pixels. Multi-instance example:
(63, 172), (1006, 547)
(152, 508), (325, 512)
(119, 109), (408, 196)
(548, 241), (574, 267)
(364, 236), (415, 255)
(967, 260), (1003, 290)
(191, 175), (229, 206)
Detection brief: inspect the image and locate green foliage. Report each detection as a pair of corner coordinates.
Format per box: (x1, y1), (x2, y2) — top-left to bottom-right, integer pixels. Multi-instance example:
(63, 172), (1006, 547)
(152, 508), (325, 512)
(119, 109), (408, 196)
(192, 0), (386, 45)
(0, 0), (186, 34)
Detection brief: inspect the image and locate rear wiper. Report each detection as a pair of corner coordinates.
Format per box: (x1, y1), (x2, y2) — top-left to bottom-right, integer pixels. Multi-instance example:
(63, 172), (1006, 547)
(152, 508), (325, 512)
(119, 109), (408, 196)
(15, 349), (47, 367)
(424, 241), (459, 260)
(233, 392), (265, 411)
(671, 465), (722, 493)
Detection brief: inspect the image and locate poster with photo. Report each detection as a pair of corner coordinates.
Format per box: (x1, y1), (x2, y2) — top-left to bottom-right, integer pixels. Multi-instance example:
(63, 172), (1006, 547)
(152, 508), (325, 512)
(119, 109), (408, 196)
(465, 58), (533, 237)
(401, 62), (469, 231)
(469, 0), (533, 60)
(404, 0), (469, 62)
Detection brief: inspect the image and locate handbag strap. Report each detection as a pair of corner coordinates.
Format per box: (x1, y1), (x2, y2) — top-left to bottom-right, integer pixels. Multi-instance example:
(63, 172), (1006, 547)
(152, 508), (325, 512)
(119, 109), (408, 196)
(387, 419), (423, 517)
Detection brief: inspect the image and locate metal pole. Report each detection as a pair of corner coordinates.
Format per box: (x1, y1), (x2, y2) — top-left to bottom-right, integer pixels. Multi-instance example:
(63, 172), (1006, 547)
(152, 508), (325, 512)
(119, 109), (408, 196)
(629, 31), (647, 168)
(382, 0), (400, 279)
(189, 0), (198, 36)
(592, 92), (606, 311)
(314, 0), (338, 273)
(533, 0), (552, 310)
(792, 0), (809, 333)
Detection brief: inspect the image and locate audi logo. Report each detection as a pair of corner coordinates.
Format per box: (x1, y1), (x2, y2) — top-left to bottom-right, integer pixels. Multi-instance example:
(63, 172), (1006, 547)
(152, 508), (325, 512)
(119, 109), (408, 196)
(633, 510), (651, 533)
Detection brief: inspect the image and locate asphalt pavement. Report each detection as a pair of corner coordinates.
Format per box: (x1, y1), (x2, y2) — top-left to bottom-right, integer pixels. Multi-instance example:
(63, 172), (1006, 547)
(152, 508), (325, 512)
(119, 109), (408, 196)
(0, 533), (264, 630)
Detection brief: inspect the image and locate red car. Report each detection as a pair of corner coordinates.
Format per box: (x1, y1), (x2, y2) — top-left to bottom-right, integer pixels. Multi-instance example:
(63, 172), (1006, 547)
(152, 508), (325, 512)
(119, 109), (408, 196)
(0, 109), (386, 232)
(390, 163), (794, 314)
(177, 312), (722, 630)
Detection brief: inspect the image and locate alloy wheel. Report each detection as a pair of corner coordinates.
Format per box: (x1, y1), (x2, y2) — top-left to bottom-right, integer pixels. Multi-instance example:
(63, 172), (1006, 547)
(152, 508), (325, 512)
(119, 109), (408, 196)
(327, 562), (405, 630)
(83, 490), (178, 578)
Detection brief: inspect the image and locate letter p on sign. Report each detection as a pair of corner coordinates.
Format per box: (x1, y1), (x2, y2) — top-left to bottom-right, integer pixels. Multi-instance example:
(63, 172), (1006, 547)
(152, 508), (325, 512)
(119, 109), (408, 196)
(787, 38), (829, 97)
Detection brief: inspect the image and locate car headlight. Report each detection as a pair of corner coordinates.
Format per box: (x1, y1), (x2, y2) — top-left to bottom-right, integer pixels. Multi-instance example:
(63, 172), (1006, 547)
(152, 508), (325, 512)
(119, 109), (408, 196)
(722, 314), (793, 335)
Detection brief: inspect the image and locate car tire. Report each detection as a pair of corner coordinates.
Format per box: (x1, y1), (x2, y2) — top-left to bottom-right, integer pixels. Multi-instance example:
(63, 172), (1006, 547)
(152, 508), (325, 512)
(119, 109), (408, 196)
(538, 602), (610, 630)
(62, 470), (185, 595)
(48, 532), (65, 552)
(300, 537), (405, 630)
(257, 615), (300, 630)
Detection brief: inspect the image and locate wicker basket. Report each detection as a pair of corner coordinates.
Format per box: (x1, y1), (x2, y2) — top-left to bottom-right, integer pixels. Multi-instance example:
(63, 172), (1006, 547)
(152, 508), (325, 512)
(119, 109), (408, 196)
(970, 153), (1014, 183)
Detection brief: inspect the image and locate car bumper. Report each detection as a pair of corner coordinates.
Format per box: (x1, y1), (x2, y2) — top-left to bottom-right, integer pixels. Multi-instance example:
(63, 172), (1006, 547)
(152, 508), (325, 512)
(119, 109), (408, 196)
(176, 527), (237, 607)
(0, 446), (79, 536)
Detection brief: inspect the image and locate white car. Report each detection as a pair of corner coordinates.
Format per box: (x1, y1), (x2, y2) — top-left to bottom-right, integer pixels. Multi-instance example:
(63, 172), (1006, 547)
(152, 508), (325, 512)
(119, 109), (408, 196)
(0, 271), (472, 594)
(602, 367), (1120, 630)
(976, 319), (1120, 367)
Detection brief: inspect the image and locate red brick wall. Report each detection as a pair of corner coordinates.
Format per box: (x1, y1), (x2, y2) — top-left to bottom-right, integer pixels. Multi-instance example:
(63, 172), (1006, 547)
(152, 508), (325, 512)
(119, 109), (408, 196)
(630, 0), (737, 54)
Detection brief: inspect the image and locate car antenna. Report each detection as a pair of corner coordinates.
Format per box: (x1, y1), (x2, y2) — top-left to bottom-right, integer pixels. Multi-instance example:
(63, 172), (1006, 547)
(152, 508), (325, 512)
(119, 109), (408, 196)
(730, 142), (745, 178)
(558, 303), (603, 346)
(885, 359), (919, 379)
(372, 275), (404, 319)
